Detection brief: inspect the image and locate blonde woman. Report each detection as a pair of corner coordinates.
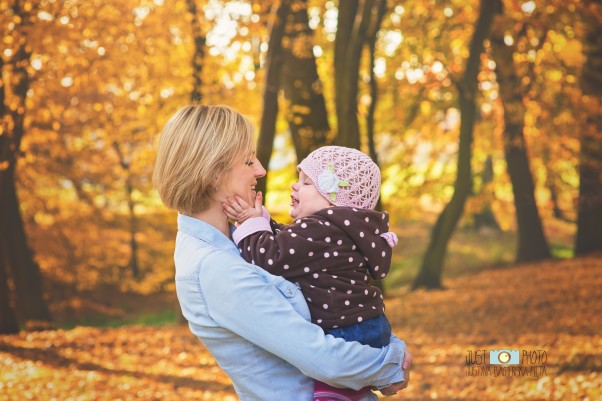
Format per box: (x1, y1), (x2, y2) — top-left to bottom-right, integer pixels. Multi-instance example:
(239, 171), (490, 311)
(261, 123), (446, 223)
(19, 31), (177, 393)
(153, 104), (412, 400)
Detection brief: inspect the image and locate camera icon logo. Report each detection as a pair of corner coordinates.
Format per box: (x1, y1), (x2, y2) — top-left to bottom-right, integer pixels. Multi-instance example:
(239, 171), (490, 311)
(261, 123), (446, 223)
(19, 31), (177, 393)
(489, 349), (520, 365)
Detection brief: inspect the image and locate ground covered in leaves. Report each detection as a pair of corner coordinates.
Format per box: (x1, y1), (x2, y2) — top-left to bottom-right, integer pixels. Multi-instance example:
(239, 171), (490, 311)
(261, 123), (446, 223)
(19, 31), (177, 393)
(1, 256), (601, 401)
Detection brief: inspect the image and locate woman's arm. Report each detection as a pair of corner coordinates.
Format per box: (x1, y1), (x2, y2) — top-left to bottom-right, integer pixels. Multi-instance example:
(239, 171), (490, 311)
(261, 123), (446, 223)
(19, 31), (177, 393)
(199, 251), (405, 390)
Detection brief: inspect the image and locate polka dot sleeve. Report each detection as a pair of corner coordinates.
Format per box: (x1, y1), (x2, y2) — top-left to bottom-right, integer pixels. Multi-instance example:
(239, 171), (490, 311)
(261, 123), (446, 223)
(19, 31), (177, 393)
(237, 219), (333, 280)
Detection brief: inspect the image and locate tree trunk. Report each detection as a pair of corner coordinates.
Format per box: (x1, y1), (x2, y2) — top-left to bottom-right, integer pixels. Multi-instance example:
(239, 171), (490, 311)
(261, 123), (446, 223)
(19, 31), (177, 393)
(0, 55), (6, 193)
(365, 0), (387, 212)
(491, 5), (551, 262)
(0, 244), (19, 334)
(543, 149), (566, 221)
(575, 122), (602, 254)
(0, 47), (19, 335)
(280, 0), (331, 163)
(255, 1), (290, 197)
(0, 13), (52, 328)
(363, 0), (387, 292)
(186, 0), (206, 102)
(2, 163), (52, 329)
(412, 0), (497, 290)
(127, 180), (140, 278)
(575, 3), (602, 255)
(334, 0), (358, 147)
(334, 0), (389, 149)
(473, 156), (501, 231)
(113, 141), (140, 278)
(547, 180), (564, 221)
(334, 0), (371, 148)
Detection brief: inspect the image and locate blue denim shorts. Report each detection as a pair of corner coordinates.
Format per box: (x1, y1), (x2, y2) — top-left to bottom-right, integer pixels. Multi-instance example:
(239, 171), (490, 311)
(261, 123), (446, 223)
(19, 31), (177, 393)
(324, 314), (391, 348)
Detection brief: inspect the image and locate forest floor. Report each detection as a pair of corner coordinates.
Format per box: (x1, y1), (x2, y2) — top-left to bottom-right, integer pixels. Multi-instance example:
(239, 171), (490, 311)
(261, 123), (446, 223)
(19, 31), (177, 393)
(1, 255), (601, 401)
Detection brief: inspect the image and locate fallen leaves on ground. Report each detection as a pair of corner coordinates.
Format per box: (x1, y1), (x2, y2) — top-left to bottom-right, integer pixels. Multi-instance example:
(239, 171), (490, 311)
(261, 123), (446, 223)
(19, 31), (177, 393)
(1, 256), (601, 401)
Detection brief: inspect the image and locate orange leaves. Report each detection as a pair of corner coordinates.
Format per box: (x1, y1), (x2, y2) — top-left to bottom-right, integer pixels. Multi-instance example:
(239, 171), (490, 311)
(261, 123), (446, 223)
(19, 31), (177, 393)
(382, 255), (602, 400)
(0, 326), (236, 400)
(2, 256), (601, 400)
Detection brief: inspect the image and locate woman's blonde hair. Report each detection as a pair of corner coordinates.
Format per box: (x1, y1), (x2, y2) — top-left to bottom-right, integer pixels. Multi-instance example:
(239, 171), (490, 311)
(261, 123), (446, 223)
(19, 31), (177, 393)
(153, 105), (256, 214)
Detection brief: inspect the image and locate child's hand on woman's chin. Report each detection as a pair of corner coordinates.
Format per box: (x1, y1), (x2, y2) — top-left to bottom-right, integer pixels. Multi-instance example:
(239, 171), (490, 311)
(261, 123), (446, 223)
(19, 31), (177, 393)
(223, 191), (263, 225)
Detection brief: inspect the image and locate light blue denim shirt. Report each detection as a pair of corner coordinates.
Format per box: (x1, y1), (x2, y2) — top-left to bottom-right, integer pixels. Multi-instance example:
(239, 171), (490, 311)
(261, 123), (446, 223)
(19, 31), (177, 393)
(175, 213), (405, 400)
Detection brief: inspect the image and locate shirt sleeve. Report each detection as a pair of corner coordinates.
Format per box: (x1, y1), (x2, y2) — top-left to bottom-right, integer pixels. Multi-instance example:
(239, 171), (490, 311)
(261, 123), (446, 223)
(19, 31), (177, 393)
(234, 218), (332, 279)
(199, 251), (405, 390)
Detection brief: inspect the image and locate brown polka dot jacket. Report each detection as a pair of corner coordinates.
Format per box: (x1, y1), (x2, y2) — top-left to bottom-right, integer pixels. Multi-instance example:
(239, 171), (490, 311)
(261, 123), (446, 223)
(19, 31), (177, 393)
(232, 206), (395, 329)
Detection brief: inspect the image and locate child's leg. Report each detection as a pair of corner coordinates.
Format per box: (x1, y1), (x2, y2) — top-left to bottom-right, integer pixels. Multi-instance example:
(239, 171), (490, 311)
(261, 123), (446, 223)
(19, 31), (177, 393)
(315, 316), (392, 400)
(324, 315), (391, 348)
(314, 381), (373, 401)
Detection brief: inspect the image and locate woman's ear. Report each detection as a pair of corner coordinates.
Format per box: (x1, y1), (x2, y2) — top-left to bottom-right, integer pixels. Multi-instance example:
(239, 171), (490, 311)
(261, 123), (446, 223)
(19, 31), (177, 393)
(213, 175), (222, 192)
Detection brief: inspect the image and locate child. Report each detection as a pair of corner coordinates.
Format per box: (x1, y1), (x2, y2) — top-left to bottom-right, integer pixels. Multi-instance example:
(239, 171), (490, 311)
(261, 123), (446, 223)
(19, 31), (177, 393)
(223, 146), (400, 401)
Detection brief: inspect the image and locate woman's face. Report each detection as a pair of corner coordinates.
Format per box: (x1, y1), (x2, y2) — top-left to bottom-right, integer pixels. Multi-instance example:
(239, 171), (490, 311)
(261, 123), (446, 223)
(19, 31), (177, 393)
(219, 152), (266, 205)
(289, 170), (331, 220)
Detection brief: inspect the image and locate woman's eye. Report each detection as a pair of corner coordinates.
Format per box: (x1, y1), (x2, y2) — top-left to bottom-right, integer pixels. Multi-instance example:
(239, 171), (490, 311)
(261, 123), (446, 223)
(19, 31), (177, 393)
(245, 160), (255, 166)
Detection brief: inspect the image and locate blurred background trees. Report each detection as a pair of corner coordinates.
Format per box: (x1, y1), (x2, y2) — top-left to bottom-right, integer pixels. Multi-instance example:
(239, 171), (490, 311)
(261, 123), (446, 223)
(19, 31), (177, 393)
(1, 0), (600, 332)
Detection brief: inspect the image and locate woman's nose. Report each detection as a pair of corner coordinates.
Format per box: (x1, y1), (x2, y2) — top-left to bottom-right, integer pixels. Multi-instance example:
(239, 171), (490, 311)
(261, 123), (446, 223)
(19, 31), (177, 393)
(254, 160), (267, 178)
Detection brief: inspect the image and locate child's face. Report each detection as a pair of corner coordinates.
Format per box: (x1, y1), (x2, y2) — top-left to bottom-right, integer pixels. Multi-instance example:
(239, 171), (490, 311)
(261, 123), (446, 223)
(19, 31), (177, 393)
(290, 170), (331, 219)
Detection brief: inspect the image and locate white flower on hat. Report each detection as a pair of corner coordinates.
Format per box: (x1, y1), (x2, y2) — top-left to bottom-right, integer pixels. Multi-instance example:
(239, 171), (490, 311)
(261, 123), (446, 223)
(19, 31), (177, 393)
(318, 164), (349, 201)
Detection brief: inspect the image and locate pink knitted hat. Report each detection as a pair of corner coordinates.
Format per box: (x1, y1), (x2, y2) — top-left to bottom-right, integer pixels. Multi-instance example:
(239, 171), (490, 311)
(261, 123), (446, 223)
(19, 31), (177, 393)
(298, 146), (381, 210)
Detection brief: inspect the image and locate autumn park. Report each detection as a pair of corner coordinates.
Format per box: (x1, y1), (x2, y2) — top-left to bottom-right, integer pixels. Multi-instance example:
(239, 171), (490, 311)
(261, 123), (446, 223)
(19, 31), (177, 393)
(1, 0), (601, 400)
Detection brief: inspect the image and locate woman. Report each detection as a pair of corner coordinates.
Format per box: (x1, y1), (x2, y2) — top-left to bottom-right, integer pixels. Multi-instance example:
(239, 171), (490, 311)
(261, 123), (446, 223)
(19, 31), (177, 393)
(153, 104), (412, 400)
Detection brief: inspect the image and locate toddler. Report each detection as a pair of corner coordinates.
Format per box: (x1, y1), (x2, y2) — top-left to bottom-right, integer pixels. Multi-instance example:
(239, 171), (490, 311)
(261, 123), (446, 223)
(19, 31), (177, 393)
(224, 146), (400, 401)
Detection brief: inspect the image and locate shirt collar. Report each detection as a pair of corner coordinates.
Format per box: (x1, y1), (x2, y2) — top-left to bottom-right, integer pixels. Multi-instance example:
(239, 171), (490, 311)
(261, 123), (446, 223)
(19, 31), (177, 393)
(177, 213), (239, 254)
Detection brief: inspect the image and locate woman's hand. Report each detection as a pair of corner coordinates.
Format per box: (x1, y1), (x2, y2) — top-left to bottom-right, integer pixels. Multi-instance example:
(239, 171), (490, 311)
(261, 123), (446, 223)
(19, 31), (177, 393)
(378, 346), (413, 396)
(223, 192), (263, 224)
